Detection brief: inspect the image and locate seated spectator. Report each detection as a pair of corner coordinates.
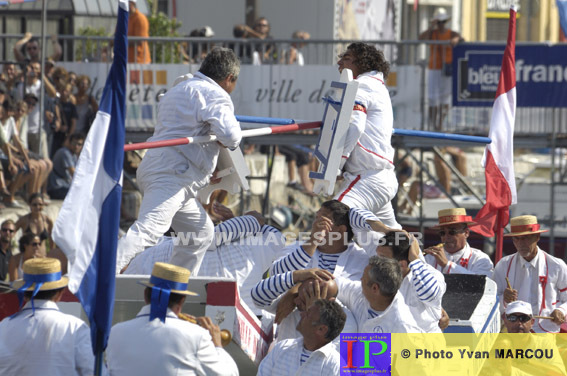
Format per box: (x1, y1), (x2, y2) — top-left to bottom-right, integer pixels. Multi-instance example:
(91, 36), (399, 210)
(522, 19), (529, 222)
(0, 220), (17, 282)
(13, 33), (62, 64)
(0, 258), (95, 375)
(13, 62), (55, 160)
(47, 133), (83, 199)
(283, 30), (310, 65)
(180, 26), (215, 64)
(13, 100), (28, 144)
(1, 98), (47, 208)
(230, 24), (262, 63)
(14, 193), (53, 247)
(252, 17), (275, 64)
(1, 63), (21, 96)
(257, 299), (345, 375)
(8, 232), (47, 281)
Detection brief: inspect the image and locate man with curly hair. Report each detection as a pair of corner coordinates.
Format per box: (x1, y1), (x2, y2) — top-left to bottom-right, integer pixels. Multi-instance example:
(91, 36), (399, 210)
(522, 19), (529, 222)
(335, 42), (400, 230)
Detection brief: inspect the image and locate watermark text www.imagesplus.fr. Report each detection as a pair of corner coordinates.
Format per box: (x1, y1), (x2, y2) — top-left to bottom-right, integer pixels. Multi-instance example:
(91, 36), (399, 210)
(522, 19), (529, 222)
(168, 231), (424, 247)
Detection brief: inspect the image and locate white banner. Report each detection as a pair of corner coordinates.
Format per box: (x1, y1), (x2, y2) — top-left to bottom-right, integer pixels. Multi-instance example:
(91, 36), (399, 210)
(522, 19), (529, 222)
(60, 63), (421, 132)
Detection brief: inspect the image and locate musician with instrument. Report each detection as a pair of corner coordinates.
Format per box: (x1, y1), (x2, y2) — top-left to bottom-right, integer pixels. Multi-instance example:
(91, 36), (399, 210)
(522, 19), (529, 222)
(106, 262), (238, 376)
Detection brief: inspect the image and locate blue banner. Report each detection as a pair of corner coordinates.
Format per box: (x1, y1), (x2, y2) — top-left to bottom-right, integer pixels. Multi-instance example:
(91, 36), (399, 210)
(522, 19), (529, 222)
(453, 44), (567, 107)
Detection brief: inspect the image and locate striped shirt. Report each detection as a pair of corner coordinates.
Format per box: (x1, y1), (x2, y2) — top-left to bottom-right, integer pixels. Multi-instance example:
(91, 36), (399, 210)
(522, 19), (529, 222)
(270, 244), (312, 275)
(318, 253), (341, 273)
(300, 347), (313, 366)
(348, 208), (377, 231)
(252, 250), (343, 308)
(409, 260), (440, 303)
(367, 309), (382, 319)
(213, 215), (261, 246)
(251, 271), (295, 307)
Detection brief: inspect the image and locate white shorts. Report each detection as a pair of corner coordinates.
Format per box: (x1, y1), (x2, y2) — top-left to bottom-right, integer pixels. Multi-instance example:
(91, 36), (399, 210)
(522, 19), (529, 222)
(427, 69), (452, 106)
(334, 169), (400, 229)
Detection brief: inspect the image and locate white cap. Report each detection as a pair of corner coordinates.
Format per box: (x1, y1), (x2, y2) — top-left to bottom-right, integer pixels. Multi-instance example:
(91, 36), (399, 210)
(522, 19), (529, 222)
(202, 26), (215, 38)
(433, 7), (449, 22)
(505, 301), (533, 316)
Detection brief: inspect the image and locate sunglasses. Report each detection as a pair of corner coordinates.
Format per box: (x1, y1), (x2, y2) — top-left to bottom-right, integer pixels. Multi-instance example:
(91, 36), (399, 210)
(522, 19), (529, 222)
(438, 229), (466, 237)
(1, 228), (15, 233)
(506, 314), (531, 323)
(31, 242), (42, 247)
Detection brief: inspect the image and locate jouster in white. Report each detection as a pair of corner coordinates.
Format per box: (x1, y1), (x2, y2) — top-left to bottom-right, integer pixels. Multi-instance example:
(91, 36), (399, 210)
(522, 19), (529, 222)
(115, 48), (242, 274)
(334, 43), (399, 230)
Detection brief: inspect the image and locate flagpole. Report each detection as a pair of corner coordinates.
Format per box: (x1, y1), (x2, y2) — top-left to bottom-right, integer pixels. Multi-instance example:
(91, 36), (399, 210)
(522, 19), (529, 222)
(495, 210), (504, 263)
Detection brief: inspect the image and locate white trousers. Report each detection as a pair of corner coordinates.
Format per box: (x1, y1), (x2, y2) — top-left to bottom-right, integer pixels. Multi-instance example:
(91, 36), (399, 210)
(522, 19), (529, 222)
(334, 169), (400, 230)
(116, 148), (214, 274)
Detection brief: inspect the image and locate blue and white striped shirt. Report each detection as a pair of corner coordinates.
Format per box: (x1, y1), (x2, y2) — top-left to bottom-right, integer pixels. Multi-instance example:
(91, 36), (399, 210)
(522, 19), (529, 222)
(213, 215), (261, 246)
(409, 259), (440, 303)
(348, 208), (378, 231)
(251, 271), (295, 307)
(300, 347), (313, 366)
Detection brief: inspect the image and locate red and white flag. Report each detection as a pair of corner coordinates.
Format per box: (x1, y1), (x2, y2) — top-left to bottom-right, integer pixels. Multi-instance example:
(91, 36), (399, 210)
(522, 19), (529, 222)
(472, 6), (517, 260)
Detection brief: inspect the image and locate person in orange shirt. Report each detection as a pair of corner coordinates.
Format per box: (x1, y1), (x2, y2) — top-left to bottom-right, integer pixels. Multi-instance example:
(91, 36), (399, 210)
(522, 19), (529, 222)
(128, 0), (151, 64)
(419, 7), (463, 131)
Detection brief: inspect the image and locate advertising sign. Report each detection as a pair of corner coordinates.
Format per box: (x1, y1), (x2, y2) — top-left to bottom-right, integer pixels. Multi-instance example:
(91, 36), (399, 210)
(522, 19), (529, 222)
(453, 44), (567, 107)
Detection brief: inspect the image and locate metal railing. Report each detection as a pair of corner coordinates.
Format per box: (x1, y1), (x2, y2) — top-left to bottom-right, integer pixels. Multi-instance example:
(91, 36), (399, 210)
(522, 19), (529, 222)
(2, 34), (565, 137)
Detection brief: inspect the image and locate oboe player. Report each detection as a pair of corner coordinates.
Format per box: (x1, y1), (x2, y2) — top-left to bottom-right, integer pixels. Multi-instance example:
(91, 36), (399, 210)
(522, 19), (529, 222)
(106, 262), (238, 376)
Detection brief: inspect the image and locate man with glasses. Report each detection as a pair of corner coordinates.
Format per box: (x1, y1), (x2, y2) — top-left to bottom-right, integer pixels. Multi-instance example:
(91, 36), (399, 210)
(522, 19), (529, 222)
(0, 220), (16, 282)
(424, 208), (493, 277)
(13, 32), (62, 64)
(47, 133), (84, 199)
(493, 215), (567, 333)
(477, 300), (567, 376)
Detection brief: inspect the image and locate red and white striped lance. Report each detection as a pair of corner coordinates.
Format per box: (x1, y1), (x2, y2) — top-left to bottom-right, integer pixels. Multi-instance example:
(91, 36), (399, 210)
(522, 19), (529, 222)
(123, 121), (322, 152)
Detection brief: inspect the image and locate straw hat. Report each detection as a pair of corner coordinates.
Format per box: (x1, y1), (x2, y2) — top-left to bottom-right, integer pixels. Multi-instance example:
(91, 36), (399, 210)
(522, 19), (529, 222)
(139, 262), (198, 296)
(431, 208), (476, 229)
(433, 7), (450, 22)
(504, 215), (548, 237)
(12, 258), (68, 292)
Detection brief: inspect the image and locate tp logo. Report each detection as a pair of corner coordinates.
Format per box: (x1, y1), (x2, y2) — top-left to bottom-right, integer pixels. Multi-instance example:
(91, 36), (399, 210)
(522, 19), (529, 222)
(340, 333), (391, 375)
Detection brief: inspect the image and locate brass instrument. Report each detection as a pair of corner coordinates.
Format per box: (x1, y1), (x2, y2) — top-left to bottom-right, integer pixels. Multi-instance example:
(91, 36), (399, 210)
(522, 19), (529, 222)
(178, 312), (232, 347)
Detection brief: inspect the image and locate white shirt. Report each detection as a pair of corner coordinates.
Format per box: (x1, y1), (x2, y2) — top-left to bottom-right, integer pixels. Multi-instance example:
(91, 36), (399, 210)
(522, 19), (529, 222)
(257, 338), (339, 376)
(148, 71), (241, 182)
(106, 305), (238, 376)
(493, 247), (567, 333)
(425, 243), (494, 277)
(267, 298), (358, 352)
(342, 71), (395, 174)
(0, 299), (95, 376)
(401, 260), (446, 333)
(336, 277), (424, 333)
(0, 117), (17, 158)
(125, 221), (288, 316)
